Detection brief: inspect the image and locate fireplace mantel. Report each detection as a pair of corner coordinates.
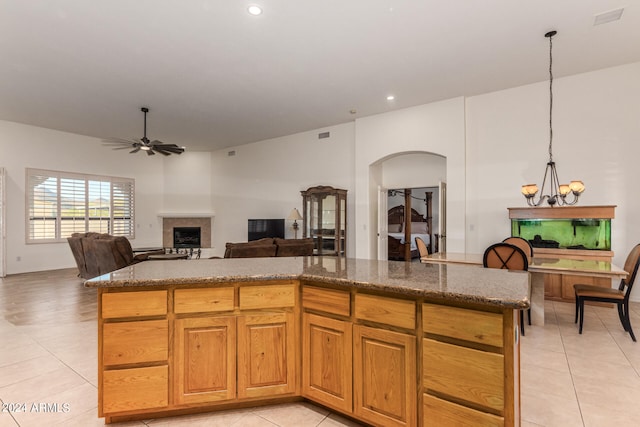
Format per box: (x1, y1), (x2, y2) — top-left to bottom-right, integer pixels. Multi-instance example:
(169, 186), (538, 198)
(157, 212), (215, 218)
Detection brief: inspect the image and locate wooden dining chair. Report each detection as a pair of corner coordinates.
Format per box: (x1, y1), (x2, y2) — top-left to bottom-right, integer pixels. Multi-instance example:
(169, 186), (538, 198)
(483, 242), (529, 271)
(502, 237), (534, 262)
(483, 242), (530, 335)
(415, 236), (430, 258)
(574, 243), (640, 342)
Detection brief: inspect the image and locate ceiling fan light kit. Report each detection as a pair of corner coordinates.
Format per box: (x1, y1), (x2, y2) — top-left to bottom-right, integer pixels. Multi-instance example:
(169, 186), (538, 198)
(102, 107), (185, 156)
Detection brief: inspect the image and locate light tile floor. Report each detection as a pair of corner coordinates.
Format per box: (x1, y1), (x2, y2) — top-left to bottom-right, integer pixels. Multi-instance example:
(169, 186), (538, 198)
(1, 269), (639, 426)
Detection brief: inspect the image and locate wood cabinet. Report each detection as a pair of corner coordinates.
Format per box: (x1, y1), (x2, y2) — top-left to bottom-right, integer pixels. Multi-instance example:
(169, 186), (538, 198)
(99, 282), (297, 423)
(422, 303), (519, 427)
(509, 205), (616, 304)
(302, 285), (417, 427)
(302, 186), (347, 256)
(301, 286), (352, 412)
(98, 280), (520, 426)
(544, 273), (611, 302)
(99, 290), (169, 416)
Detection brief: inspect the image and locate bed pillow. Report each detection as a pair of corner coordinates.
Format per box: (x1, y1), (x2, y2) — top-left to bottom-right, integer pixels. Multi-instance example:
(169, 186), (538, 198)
(411, 222), (428, 234)
(388, 223), (402, 233)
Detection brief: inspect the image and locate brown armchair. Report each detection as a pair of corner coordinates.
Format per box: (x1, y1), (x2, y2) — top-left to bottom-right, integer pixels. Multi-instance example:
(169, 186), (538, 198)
(67, 233), (155, 279)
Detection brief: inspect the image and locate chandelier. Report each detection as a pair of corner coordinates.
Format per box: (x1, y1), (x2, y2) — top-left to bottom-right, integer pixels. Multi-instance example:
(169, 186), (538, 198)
(521, 30), (584, 207)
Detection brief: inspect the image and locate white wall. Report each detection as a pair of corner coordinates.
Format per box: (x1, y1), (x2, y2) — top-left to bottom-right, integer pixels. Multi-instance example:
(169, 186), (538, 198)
(209, 123), (355, 258)
(354, 98), (467, 259)
(162, 152), (213, 214)
(0, 120), (166, 274)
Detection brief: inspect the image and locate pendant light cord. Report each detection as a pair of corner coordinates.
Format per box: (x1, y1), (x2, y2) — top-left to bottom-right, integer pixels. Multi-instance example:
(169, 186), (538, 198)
(548, 33), (554, 162)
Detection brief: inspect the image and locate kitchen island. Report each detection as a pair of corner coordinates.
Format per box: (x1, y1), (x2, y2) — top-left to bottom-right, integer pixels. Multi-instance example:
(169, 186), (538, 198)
(86, 256), (529, 426)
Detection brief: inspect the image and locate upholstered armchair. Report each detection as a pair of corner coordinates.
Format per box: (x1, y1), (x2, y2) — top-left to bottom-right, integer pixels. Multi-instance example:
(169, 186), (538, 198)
(67, 233), (158, 279)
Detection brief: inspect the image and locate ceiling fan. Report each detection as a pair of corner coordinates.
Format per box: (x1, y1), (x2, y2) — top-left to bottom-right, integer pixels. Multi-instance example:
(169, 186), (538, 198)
(102, 107), (185, 156)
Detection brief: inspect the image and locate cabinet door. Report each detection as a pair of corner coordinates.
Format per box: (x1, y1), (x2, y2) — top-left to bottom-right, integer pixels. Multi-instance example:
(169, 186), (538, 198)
(302, 313), (352, 413)
(237, 312), (296, 399)
(174, 316), (236, 405)
(353, 325), (416, 427)
(544, 273), (562, 300)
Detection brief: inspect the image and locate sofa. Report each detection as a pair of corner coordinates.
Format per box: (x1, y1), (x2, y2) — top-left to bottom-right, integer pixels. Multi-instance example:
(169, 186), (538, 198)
(223, 238), (314, 258)
(67, 233), (161, 279)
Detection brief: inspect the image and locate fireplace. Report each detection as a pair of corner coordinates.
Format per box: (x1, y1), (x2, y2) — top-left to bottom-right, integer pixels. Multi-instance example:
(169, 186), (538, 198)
(161, 216), (212, 248)
(173, 227), (201, 248)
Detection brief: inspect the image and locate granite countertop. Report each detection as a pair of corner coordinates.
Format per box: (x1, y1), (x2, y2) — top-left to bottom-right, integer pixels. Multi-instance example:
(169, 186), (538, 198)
(85, 256), (530, 309)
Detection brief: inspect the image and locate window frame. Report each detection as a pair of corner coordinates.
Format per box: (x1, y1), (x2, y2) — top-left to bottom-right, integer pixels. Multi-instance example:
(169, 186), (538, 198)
(26, 168), (135, 243)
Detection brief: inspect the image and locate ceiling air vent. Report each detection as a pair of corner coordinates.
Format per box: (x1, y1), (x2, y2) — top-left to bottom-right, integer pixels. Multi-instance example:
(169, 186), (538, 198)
(318, 131), (330, 139)
(594, 8), (624, 25)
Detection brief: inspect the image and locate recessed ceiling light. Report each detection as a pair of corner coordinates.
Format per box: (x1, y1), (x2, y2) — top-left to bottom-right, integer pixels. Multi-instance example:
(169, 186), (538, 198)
(386, 95), (395, 101)
(247, 5), (263, 16)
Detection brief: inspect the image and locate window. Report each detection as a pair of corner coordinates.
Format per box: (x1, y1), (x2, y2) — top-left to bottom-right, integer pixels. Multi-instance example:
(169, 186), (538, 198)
(27, 168), (134, 243)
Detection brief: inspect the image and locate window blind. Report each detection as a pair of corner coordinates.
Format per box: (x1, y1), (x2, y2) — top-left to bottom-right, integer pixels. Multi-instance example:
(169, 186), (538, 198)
(26, 169), (135, 243)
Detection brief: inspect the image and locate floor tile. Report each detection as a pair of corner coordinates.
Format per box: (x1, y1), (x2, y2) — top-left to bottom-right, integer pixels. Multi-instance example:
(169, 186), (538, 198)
(250, 402), (330, 427)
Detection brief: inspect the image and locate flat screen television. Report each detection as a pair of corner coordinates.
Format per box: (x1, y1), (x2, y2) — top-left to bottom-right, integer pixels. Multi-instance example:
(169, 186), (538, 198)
(248, 219), (285, 241)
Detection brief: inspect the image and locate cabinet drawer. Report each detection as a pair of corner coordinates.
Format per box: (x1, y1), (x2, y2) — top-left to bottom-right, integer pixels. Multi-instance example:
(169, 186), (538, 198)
(423, 393), (504, 427)
(103, 319), (168, 366)
(302, 286), (350, 317)
(175, 287), (234, 314)
(102, 290), (167, 319)
(103, 365), (168, 413)
(239, 283), (295, 310)
(355, 293), (415, 329)
(423, 304), (503, 348)
(423, 338), (504, 412)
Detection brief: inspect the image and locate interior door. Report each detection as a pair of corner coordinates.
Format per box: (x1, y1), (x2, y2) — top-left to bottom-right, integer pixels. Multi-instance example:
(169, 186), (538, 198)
(377, 186), (388, 260)
(439, 181), (447, 253)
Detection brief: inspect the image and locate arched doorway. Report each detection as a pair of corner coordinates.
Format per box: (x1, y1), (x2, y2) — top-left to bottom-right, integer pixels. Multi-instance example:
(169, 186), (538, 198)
(370, 152), (446, 260)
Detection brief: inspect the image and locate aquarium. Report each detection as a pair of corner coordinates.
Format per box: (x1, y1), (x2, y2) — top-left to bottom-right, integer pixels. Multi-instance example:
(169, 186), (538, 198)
(511, 218), (611, 251)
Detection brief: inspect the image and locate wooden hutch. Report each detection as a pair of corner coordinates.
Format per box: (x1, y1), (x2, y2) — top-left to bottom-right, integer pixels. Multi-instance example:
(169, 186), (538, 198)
(301, 186), (347, 256)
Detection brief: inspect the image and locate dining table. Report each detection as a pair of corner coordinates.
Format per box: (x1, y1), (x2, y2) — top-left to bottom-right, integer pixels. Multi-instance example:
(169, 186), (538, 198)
(422, 252), (628, 325)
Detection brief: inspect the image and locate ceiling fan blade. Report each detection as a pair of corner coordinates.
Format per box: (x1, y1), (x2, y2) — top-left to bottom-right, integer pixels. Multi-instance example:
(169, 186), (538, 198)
(103, 137), (139, 144)
(152, 147), (172, 156)
(146, 149), (156, 156)
(153, 143), (184, 154)
(165, 147), (185, 154)
(130, 147), (141, 153)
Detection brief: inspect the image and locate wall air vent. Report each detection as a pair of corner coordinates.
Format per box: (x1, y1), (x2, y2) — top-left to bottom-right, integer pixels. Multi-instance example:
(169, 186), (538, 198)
(228, 150), (236, 157)
(318, 132), (330, 139)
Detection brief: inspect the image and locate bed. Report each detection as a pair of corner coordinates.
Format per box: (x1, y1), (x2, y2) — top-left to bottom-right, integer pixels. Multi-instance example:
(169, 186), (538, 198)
(387, 205), (431, 261)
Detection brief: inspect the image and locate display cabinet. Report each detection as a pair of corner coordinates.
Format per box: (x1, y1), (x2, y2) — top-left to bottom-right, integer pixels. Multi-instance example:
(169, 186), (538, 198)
(301, 186), (347, 256)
